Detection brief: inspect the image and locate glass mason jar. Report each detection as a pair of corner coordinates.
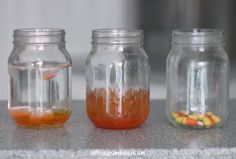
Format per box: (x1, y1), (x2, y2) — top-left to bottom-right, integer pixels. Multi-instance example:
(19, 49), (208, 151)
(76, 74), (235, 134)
(166, 29), (229, 129)
(8, 28), (72, 128)
(86, 29), (150, 129)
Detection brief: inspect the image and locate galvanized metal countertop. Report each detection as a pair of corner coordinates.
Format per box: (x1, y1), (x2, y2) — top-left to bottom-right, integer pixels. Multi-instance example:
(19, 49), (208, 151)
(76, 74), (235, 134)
(0, 100), (236, 159)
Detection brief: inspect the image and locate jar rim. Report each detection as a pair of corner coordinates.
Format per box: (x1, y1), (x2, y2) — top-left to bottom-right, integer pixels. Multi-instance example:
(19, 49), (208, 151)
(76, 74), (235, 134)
(92, 29), (143, 38)
(14, 28), (65, 36)
(173, 29), (223, 36)
(172, 28), (224, 45)
(13, 28), (66, 44)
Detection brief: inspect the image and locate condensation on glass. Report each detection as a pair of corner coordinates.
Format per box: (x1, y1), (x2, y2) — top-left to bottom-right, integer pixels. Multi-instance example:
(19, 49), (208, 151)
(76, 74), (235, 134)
(8, 28), (72, 128)
(86, 29), (150, 129)
(166, 29), (229, 129)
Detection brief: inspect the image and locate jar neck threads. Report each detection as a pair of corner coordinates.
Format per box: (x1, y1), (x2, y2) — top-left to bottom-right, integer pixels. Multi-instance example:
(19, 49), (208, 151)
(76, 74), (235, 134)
(172, 29), (224, 45)
(92, 29), (143, 45)
(13, 28), (66, 45)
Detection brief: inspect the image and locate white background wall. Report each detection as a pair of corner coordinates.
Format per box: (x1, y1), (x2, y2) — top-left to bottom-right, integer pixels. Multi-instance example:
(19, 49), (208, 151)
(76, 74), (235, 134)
(1, 0), (234, 100)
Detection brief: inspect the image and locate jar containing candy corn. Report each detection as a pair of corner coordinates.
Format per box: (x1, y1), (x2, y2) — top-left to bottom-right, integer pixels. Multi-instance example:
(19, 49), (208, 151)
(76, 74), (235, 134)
(166, 29), (229, 129)
(8, 28), (72, 128)
(86, 29), (150, 129)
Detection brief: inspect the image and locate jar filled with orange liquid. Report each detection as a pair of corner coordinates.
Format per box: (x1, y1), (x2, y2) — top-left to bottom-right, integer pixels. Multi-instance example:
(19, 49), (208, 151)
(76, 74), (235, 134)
(86, 29), (150, 129)
(8, 28), (72, 128)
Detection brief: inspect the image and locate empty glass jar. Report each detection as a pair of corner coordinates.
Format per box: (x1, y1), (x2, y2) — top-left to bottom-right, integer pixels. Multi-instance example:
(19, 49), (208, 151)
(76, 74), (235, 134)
(166, 29), (229, 129)
(8, 28), (72, 128)
(86, 29), (150, 129)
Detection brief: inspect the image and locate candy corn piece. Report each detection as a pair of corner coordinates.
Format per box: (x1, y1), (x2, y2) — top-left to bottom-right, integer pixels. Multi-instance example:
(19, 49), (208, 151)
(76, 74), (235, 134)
(171, 111), (221, 128)
(178, 111), (187, 116)
(211, 115), (221, 123)
(171, 112), (179, 118)
(188, 114), (198, 120)
(175, 116), (184, 123)
(182, 117), (203, 126)
(205, 113), (221, 125)
(202, 116), (213, 127)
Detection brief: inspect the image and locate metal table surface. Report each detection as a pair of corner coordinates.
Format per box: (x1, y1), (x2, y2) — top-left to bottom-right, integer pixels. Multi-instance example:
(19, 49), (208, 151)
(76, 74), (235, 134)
(0, 100), (236, 159)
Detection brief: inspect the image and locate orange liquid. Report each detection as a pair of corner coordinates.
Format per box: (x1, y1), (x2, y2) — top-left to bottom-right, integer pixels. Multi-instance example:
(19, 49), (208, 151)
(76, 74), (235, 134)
(86, 88), (149, 129)
(9, 106), (71, 128)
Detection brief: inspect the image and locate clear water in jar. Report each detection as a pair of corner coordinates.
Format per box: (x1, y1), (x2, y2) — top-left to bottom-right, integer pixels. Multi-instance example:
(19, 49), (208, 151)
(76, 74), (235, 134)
(8, 62), (71, 128)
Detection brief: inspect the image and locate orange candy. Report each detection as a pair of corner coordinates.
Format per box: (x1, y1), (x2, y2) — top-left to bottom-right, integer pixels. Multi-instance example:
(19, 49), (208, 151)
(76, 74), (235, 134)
(10, 107), (31, 126)
(40, 68), (58, 80)
(183, 117), (203, 126)
(9, 106), (71, 128)
(42, 74), (56, 80)
(86, 88), (149, 129)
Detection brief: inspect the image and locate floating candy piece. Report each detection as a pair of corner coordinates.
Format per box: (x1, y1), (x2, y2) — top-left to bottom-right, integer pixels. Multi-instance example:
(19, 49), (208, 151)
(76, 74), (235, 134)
(40, 68), (58, 80)
(42, 73), (56, 80)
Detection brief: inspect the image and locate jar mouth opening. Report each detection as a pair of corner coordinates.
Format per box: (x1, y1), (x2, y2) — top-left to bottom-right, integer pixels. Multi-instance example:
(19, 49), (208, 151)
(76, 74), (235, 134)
(14, 28), (65, 36)
(92, 29), (143, 44)
(172, 28), (224, 45)
(92, 29), (143, 38)
(173, 29), (223, 36)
